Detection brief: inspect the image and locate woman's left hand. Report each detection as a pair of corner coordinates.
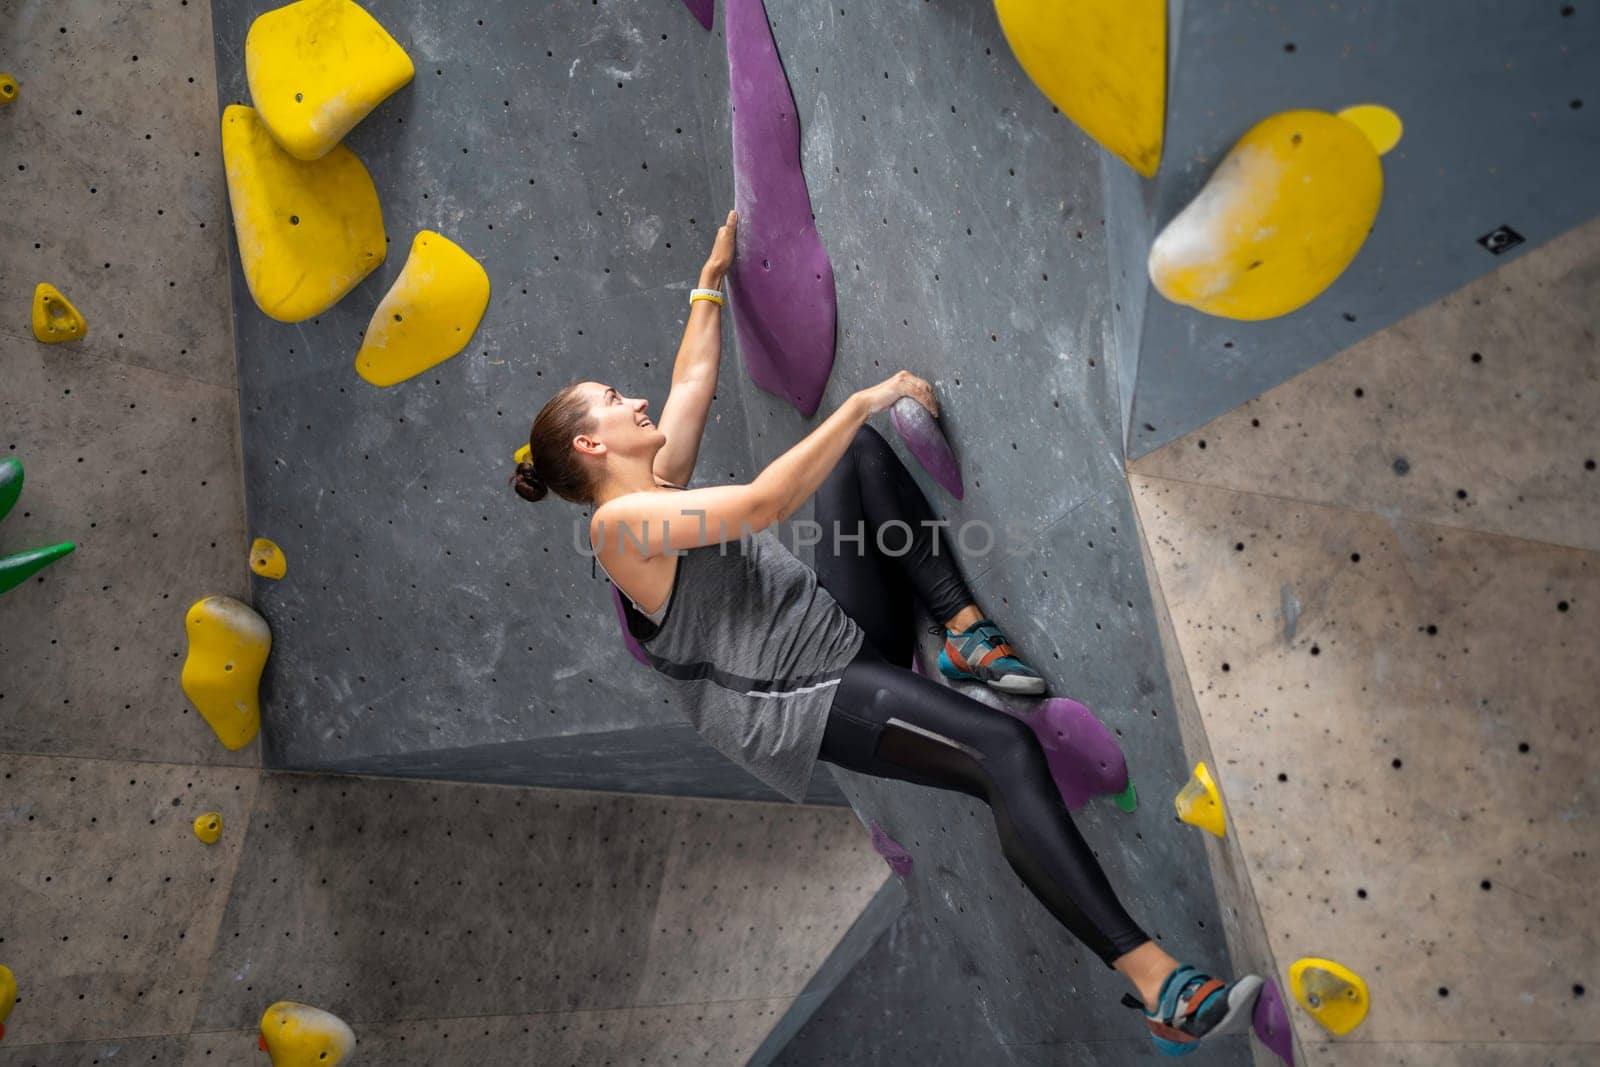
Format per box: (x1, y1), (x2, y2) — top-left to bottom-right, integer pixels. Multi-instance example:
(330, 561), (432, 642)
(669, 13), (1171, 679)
(702, 209), (738, 281)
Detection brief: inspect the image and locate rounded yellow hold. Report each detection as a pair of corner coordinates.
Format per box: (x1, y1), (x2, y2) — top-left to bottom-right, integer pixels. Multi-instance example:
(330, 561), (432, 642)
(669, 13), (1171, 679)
(219, 104), (386, 322)
(250, 537), (287, 579)
(513, 444), (532, 466)
(0, 74), (18, 105)
(355, 231), (491, 387)
(31, 283), (87, 343)
(0, 963), (15, 1041)
(1148, 107), (1391, 321)
(993, 0), (1166, 177)
(1174, 760), (1226, 837)
(193, 812), (224, 844)
(180, 595), (270, 750)
(258, 1001), (357, 1066)
(1289, 956), (1370, 1035)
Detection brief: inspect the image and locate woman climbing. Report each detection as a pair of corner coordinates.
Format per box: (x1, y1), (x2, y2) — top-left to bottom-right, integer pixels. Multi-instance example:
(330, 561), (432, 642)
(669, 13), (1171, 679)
(508, 210), (1263, 1056)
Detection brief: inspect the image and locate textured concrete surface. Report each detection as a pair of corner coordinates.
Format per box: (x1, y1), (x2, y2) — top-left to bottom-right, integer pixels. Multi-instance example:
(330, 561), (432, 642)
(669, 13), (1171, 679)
(1114, 0), (1600, 459)
(0, 0), (254, 767)
(1129, 221), (1600, 1063)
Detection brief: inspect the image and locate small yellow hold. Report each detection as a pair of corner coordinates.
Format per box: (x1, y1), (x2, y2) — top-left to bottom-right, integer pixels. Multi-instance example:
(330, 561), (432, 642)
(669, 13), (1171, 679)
(31, 283), (87, 343)
(181, 595), (270, 750)
(1337, 104), (1403, 156)
(250, 537), (287, 579)
(0, 963), (15, 1042)
(513, 444), (532, 466)
(246, 0), (415, 162)
(1148, 107), (1393, 320)
(258, 1001), (357, 1065)
(193, 812), (224, 844)
(1289, 957), (1370, 1035)
(355, 231), (491, 387)
(0, 74), (18, 105)
(219, 104), (386, 322)
(1174, 760), (1226, 837)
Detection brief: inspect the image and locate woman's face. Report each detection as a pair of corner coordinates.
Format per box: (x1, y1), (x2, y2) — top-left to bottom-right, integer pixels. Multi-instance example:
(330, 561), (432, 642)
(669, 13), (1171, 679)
(585, 381), (660, 454)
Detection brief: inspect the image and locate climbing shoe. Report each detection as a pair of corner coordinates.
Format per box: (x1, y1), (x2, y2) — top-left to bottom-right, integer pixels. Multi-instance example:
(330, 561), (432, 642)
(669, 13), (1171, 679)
(1122, 964), (1264, 1057)
(935, 618), (1047, 696)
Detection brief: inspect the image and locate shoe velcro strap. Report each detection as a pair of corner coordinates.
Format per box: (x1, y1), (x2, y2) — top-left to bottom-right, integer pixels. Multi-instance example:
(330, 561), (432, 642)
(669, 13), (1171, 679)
(1177, 978), (1227, 1028)
(1157, 964), (1203, 1021)
(975, 644), (1017, 669)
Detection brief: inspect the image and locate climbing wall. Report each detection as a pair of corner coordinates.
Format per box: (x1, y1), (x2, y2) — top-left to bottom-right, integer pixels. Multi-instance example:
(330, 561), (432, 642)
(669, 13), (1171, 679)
(1130, 213), (1600, 1062)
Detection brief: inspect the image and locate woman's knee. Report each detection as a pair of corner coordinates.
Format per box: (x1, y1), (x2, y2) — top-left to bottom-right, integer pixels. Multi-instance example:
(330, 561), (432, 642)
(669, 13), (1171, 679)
(850, 423), (890, 459)
(983, 715), (1054, 778)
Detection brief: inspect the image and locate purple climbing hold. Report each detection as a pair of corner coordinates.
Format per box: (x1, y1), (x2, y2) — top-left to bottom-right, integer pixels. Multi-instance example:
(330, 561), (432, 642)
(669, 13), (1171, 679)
(869, 818), (914, 878)
(680, 0), (714, 31)
(611, 584), (649, 667)
(890, 396), (964, 499)
(1002, 697), (1129, 811)
(724, 0), (837, 417)
(1253, 978), (1294, 1065)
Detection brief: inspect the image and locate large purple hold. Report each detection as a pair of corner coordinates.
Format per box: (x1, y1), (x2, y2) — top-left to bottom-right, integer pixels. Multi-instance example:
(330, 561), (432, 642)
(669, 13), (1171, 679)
(1002, 697), (1129, 811)
(869, 818), (914, 878)
(1252, 979), (1294, 1065)
(921, 664), (1129, 811)
(890, 396), (964, 499)
(725, 0), (837, 417)
(679, 0), (713, 31)
(611, 584), (649, 666)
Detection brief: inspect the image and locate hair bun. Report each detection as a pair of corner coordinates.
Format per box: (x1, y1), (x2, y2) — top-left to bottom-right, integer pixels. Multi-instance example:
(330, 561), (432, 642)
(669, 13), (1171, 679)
(509, 460), (547, 502)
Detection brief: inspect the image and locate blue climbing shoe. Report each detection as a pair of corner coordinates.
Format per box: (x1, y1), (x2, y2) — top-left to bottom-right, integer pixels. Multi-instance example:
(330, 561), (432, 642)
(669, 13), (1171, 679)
(1122, 964), (1264, 1056)
(935, 619), (1047, 696)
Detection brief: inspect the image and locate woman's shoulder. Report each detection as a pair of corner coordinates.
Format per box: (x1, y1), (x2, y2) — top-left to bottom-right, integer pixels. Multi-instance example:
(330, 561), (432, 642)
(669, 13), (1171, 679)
(592, 479), (691, 547)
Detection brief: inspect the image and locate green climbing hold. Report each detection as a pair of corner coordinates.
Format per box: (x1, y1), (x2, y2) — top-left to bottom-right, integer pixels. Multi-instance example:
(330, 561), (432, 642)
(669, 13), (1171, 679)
(1112, 781), (1138, 813)
(0, 458), (76, 595)
(0, 458), (21, 522)
(0, 541), (76, 595)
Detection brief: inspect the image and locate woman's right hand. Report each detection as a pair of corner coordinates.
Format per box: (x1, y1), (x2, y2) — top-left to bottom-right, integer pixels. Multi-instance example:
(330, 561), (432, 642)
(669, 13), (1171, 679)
(860, 370), (939, 418)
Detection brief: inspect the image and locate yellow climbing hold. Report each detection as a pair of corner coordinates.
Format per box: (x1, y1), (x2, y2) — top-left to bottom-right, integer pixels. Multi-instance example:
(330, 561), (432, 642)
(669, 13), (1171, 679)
(0, 74), (18, 105)
(1148, 107), (1391, 321)
(220, 103), (386, 322)
(250, 537), (287, 579)
(181, 595), (270, 751)
(193, 812), (224, 845)
(1289, 957), (1370, 1035)
(259, 1001), (357, 1066)
(993, 0), (1166, 177)
(513, 444), (532, 466)
(1174, 760), (1226, 837)
(246, 0), (415, 162)
(0, 963), (15, 1041)
(355, 230), (491, 387)
(31, 283), (87, 343)
(1337, 104), (1403, 156)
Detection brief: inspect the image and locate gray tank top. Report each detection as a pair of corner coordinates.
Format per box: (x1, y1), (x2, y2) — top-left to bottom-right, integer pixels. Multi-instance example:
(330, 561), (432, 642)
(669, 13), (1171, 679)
(607, 488), (865, 803)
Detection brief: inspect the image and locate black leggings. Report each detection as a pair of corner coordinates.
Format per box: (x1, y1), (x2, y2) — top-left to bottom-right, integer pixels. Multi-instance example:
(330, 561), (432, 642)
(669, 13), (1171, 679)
(811, 424), (1150, 967)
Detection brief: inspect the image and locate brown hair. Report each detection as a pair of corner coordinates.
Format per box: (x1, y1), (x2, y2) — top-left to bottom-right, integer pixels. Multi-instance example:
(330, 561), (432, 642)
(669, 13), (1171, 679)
(508, 380), (598, 504)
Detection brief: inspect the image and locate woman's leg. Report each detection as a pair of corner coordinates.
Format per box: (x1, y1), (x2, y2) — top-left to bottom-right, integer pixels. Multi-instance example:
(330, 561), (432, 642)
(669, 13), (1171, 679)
(817, 641), (1151, 968)
(812, 425), (975, 669)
